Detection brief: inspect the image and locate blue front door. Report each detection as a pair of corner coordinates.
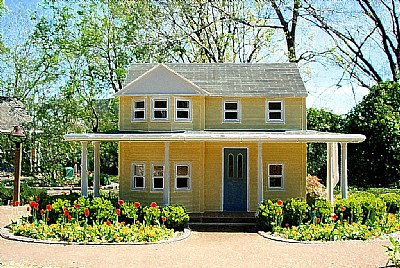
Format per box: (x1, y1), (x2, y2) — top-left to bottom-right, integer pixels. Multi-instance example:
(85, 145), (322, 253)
(223, 148), (247, 211)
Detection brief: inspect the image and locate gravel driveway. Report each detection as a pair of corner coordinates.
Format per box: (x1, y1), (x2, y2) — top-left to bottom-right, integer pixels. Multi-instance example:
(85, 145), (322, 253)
(0, 206), (391, 268)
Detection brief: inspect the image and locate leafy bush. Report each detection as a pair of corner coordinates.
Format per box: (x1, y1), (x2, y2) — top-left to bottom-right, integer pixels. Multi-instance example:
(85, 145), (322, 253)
(381, 193), (400, 214)
(162, 204), (190, 231)
(142, 202), (161, 226)
(385, 236), (400, 267)
(309, 199), (333, 224)
(306, 175), (327, 204)
(282, 198), (308, 226)
(256, 199), (284, 231)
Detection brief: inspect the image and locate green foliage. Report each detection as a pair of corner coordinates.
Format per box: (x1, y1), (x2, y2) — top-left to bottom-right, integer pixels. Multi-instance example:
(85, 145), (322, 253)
(306, 108), (345, 180)
(282, 198), (308, 226)
(256, 199), (284, 231)
(380, 193), (400, 214)
(142, 203), (161, 226)
(162, 205), (190, 231)
(346, 81), (400, 187)
(385, 236), (400, 268)
(309, 199), (333, 224)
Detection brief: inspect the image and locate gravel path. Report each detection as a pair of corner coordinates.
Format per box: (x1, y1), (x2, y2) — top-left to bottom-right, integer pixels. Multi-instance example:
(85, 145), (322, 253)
(0, 206), (392, 268)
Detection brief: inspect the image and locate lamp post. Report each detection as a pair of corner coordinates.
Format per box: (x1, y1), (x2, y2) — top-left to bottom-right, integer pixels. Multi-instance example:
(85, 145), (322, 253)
(10, 125), (26, 206)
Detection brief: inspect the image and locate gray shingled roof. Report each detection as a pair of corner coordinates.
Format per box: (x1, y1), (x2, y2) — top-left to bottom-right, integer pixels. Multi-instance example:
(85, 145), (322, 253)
(123, 63), (307, 97)
(0, 97), (32, 132)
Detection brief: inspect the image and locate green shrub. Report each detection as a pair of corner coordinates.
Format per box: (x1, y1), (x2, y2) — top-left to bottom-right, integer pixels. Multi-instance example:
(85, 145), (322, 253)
(310, 199), (333, 223)
(335, 193), (386, 223)
(162, 204), (189, 231)
(142, 202), (161, 226)
(381, 193), (400, 214)
(283, 198), (309, 226)
(256, 199), (284, 231)
(0, 182), (12, 204)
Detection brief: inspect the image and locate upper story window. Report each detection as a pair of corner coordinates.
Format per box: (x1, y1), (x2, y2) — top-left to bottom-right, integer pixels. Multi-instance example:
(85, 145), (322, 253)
(131, 163), (145, 191)
(267, 163), (285, 190)
(132, 99), (146, 121)
(175, 98), (192, 121)
(151, 98), (169, 121)
(223, 100), (240, 122)
(267, 100), (284, 122)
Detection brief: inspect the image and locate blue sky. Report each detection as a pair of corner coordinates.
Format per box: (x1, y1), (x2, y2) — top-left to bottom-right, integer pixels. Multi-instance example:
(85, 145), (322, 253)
(1, 0), (369, 115)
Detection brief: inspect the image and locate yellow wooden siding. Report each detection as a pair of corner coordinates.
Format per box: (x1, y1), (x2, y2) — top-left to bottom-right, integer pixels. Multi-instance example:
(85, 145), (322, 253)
(119, 96), (204, 131)
(205, 97), (306, 130)
(262, 143), (306, 200)
(118, 142), (204, 212)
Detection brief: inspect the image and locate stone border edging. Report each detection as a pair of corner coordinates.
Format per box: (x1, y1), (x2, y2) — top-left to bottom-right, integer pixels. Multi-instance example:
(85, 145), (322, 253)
(0, 226), (190, 246)
(257, 231), (390, 244)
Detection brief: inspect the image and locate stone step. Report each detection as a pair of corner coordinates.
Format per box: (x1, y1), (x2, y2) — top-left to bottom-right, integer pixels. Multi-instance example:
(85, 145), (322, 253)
(189, 212), (257, 225)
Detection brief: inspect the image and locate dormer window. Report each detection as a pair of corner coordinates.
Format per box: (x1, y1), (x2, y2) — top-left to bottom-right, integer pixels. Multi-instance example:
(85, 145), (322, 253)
(267, 100), (284, 122)
(132, 99), (146, 121)
(151, 98), (169, 121)
(175, 98), (192, 121)
(223, 100), (240, 122)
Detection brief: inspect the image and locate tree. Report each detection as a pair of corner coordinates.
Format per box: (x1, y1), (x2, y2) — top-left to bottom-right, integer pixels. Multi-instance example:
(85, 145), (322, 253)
(346, 81), (400, 187)
(306, 108), (345, 180)
(303, 0), (400, 88)
(158, 0), (274, 63)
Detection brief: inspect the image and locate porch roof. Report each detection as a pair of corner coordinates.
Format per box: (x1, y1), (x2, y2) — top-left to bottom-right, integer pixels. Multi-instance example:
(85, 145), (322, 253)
(64, 130), (365, 143)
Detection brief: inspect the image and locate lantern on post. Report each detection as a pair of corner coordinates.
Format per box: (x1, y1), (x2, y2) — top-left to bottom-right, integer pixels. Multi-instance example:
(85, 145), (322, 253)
(10, 125), (26, 206)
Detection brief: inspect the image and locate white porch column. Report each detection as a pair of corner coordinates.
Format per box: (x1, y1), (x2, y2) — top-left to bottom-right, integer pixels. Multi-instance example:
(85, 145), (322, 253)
(326, 143), (334, 204)
(258, 142), (263, 204)
(80, 141), (88, 197)
(340, 142), (348, 199)
(93, 141), (100, 198)
(163, 142), (170, 206)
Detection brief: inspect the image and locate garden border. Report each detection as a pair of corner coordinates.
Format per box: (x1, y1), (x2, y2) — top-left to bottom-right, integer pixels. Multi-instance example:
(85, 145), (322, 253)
(0, 226), (190, 245)
(258, 230), (400, 244)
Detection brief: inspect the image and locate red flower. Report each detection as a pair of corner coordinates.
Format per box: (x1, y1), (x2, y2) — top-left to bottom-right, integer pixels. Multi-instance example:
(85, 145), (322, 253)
(116, 209), (121, 216)
(74, 203), (80, 209)
(134, 202), (140, 208)
(285, 223), (289, 227)
(15, 201), (19, 206)
(118, 200), (124, 206)
(162, 217), (167, 222)
(84, 208), (89, 217)
(67, 215), (72, 221)
(46, 204), (52, 211)
(106, 221), (111, 226)
(332, 214), (338, 221)
(316, 218), (321, 223)
(26, 206), (30, 212)
(30, 201), (39, 210)
(40, 209), (45, 216)
(277, 200), (283, 206)
(150, 202), (157, 208)
(9, 201), (13, 206)
(36, 197), (40, 202)
(64, 210), (69, 216)
(340, 206), (346, 212)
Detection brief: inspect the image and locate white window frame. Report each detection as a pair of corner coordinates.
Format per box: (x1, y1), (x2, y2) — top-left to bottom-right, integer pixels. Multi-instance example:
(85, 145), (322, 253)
(174, 162), (192, 191)
(267, 163), (285, 190)
(131, 98), (146, 122)
(131, 162), (146, 191)
(223, 100), (241, 122)
(266, 100), (284, 123)
(151, 97), (169, 121)
(151, 163), (164, 192)
(174, 98), (192, 122)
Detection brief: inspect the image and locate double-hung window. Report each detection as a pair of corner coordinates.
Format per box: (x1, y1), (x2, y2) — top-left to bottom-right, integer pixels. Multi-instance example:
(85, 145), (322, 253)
(267, 163), (285, 190)
(267, 100), (284, 122)
(175, 98), (192, 121)
(132, 99), (146, 121)
(131, 163), (145, 190)
(151, 164), (164, 191)
(151, 98), (169, 121)
(175, 163), (191, 191)
(223, 100), (240, 122)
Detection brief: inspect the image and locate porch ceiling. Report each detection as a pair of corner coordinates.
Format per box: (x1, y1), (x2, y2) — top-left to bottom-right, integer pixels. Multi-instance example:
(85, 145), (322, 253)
(64, 130), (366, 143)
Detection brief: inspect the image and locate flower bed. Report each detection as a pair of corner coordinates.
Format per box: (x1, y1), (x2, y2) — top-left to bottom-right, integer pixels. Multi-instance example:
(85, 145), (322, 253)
(8, 196), (189, 244)
(257, 193), (400, 242)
